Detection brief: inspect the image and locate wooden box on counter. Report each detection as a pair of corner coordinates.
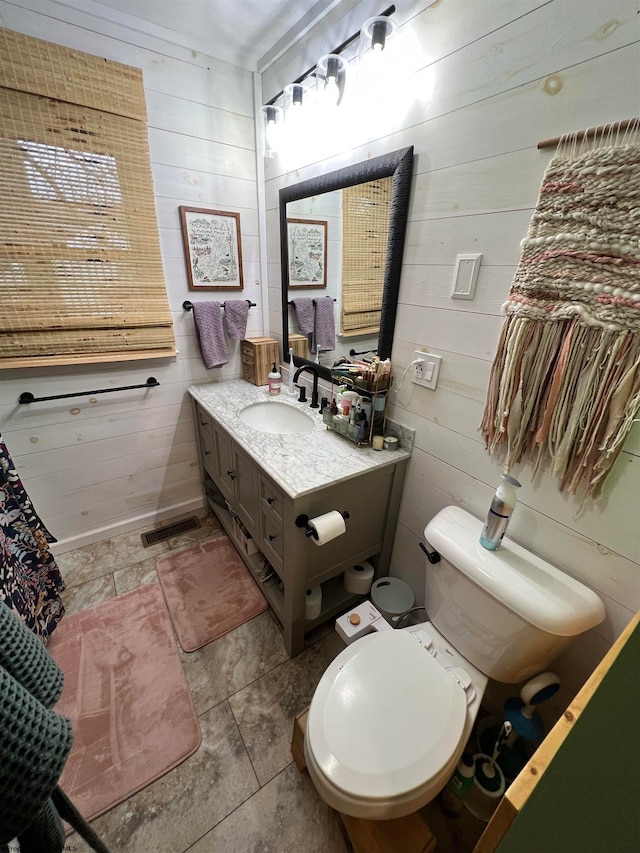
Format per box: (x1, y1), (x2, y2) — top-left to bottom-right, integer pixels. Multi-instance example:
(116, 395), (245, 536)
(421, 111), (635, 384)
(241, 337), (279, 386)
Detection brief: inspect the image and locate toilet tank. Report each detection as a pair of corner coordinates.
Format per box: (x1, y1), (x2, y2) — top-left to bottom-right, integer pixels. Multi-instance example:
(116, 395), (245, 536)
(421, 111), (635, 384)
(424, 506), (605, 683)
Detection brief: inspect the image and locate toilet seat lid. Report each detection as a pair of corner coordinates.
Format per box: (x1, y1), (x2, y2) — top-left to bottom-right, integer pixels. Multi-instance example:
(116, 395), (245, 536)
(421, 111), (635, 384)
(307, 630), (467, 801)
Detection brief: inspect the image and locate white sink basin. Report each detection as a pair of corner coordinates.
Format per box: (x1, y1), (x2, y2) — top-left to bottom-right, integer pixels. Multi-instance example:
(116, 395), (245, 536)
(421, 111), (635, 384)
(239, 400), (315, 435)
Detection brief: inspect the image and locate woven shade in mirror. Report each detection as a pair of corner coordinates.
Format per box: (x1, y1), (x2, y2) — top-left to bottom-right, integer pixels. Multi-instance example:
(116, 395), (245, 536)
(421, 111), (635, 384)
(341, 177), (392, 336)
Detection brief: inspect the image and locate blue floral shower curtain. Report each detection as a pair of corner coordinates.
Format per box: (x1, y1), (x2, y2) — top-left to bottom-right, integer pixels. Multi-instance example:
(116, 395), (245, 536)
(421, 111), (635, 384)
(0, 436), (65, 641)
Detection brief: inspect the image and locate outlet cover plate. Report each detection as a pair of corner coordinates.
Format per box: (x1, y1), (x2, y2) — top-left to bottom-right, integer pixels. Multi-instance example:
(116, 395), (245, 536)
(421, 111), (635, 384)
(412, 351), (442, 390)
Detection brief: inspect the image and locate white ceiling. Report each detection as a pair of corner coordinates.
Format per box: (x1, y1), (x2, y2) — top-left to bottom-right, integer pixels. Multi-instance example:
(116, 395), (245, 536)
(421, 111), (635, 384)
(94, 0), (340, 70)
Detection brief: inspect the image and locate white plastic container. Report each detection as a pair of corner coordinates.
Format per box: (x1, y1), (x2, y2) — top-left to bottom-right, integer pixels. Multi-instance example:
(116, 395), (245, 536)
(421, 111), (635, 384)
(479, 474), (521, 550)
(370, 577), (414, 625)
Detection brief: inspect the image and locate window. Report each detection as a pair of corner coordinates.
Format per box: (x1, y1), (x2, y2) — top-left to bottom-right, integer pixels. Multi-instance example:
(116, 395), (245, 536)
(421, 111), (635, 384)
(0, 28), (176, 367)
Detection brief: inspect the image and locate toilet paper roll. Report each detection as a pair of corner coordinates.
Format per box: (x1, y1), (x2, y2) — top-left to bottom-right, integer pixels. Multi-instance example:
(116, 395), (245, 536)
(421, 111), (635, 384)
(343, 561), (375, 595)
(305, 586), (322, 620)
(308, 510), (346, 546)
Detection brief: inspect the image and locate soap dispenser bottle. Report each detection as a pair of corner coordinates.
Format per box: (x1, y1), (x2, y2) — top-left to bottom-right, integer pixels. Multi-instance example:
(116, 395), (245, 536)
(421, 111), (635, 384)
(480, 474), (521, 550)
(268, 363), (281, 396)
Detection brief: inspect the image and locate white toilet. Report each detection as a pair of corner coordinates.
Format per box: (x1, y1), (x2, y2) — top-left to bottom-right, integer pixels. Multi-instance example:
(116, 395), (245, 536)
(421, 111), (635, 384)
(304, 505), (605, 820)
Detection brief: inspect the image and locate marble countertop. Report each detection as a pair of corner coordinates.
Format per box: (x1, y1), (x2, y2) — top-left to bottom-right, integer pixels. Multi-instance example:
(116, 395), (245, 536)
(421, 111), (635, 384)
(188, 380), (411, 500)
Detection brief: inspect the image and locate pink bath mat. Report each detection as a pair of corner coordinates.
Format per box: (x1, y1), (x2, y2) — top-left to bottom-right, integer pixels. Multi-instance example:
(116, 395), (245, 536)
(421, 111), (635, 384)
(48, 583), (201, 823)
(156, 535), (268, 652)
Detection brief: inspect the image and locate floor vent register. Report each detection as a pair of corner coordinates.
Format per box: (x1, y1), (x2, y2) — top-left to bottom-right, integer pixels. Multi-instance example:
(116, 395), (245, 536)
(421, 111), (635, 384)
(141, 516), (201, 547)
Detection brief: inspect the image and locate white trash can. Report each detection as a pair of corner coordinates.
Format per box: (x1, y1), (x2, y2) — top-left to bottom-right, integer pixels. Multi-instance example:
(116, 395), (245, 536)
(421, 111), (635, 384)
(370, 577), (414, 625)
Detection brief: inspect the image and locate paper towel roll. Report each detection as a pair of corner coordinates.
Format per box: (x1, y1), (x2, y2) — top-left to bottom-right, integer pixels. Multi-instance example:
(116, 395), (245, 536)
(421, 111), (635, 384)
(343, 561), (374, 594)
(308, 510), (346, 546)
(305, 586), (322, 620)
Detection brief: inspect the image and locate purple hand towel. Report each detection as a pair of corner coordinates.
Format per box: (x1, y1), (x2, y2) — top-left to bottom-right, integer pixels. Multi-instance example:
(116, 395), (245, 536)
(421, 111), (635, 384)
(313, 297), (335, 353)
(223, 300), (250, 340)
(291, 298), (314, 336)
(192, 301), (228, 368)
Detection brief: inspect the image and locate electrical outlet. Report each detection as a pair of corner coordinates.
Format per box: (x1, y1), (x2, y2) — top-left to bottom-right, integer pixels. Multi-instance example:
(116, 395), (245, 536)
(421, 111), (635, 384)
(412, 350), (442, 390)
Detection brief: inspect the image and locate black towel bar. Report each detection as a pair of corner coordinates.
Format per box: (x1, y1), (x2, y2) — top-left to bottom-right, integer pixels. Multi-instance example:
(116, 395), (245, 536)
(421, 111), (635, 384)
(288, 298), (337, 305)
(18, 377), (160, 405)
(183, 299), (256, 311)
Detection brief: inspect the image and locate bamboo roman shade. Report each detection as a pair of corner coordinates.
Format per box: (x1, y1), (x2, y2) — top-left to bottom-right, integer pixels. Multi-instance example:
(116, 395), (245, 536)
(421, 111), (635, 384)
(0, 29), (176, 367)
(341, 177), (392, 336)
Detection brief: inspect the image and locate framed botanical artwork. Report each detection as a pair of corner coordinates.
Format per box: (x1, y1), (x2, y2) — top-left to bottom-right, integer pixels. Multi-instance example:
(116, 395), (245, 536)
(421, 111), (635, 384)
(179, 206), (244, 290)
(286, 218), (327, 289)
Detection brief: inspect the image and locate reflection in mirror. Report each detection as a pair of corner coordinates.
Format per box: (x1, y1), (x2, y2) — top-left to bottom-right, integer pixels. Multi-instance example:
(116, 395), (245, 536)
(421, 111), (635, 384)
(280, 147), (414, 383)
(285, 177), (392, 362)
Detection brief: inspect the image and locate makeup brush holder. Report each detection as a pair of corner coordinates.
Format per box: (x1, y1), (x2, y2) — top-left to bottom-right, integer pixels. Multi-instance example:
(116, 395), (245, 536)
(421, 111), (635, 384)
(465, 753), (506, 822)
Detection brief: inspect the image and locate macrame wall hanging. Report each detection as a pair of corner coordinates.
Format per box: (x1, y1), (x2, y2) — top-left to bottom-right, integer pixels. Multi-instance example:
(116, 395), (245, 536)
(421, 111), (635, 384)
(481, 119), (640, 502)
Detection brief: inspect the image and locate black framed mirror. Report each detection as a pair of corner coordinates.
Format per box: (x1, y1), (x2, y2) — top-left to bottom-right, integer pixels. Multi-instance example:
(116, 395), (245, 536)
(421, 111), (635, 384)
(280, 146), (414, 382)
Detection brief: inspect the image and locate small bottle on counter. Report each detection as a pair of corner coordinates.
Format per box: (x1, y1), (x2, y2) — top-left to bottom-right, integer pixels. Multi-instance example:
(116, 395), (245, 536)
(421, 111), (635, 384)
(268, 363), (281, 396)
(440, 752), (474, 817)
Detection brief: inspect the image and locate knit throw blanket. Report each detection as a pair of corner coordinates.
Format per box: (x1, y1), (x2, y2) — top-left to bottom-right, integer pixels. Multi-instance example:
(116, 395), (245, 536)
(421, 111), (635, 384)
(481, 126), (640, 500)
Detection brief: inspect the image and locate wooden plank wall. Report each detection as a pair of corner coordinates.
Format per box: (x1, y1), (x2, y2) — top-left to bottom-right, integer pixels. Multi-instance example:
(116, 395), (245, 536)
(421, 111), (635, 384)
(263, 0), (640, 716)
(0, 0), (262, 550)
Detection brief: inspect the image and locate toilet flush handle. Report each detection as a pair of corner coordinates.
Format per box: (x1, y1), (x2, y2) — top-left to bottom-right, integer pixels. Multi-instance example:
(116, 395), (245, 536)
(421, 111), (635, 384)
(419, 540), (441, 564)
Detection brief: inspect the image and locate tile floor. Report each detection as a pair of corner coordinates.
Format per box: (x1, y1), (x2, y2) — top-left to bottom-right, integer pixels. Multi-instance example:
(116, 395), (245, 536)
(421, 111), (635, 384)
(55, 511), (350, 853)
(55, 510), (485, 853)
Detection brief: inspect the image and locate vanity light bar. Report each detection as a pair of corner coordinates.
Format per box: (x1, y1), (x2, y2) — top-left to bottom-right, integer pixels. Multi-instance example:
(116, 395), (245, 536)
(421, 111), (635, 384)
(264, 4), (396, 107)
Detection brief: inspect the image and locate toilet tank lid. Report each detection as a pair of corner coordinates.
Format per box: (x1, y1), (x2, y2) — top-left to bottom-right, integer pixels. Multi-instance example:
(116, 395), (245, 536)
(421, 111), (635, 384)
(425, 506), (605, 637)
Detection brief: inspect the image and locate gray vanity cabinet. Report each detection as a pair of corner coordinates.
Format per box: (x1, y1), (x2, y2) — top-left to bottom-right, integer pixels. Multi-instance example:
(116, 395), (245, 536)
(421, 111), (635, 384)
(192, 398), (407, 656)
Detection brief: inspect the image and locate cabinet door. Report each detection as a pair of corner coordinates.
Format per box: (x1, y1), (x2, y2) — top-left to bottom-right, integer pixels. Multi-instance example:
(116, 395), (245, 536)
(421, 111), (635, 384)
(234, 446), (259, 537)
(214, 425), (236, 504)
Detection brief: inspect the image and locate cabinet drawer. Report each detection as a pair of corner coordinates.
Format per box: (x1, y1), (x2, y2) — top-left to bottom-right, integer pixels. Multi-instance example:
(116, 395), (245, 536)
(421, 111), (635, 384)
(202, 435), (217, 481)
(260, 475), (284, 523)
(261, 511), (284, 570)
(196, 404), (213, 443)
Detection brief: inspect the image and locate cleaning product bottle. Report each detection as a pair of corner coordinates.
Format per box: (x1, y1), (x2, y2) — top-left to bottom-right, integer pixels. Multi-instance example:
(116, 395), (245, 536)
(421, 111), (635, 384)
(480, 474), (521, 550)
(287, 348), (295, 395)
(440, 751), (474, 817)
(268, 363), (281, 396)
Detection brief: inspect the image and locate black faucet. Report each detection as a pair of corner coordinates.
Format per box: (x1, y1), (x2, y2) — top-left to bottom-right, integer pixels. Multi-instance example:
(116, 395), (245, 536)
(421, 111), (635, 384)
(293, 364), (320, 409)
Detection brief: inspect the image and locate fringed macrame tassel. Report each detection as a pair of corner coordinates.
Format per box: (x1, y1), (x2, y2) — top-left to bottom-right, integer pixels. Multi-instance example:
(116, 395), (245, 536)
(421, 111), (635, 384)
(481, 319), (640, 500)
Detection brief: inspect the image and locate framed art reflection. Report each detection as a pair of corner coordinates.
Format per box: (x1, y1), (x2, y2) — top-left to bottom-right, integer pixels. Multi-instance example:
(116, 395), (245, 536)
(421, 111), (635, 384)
(286, 218), (327, 289)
